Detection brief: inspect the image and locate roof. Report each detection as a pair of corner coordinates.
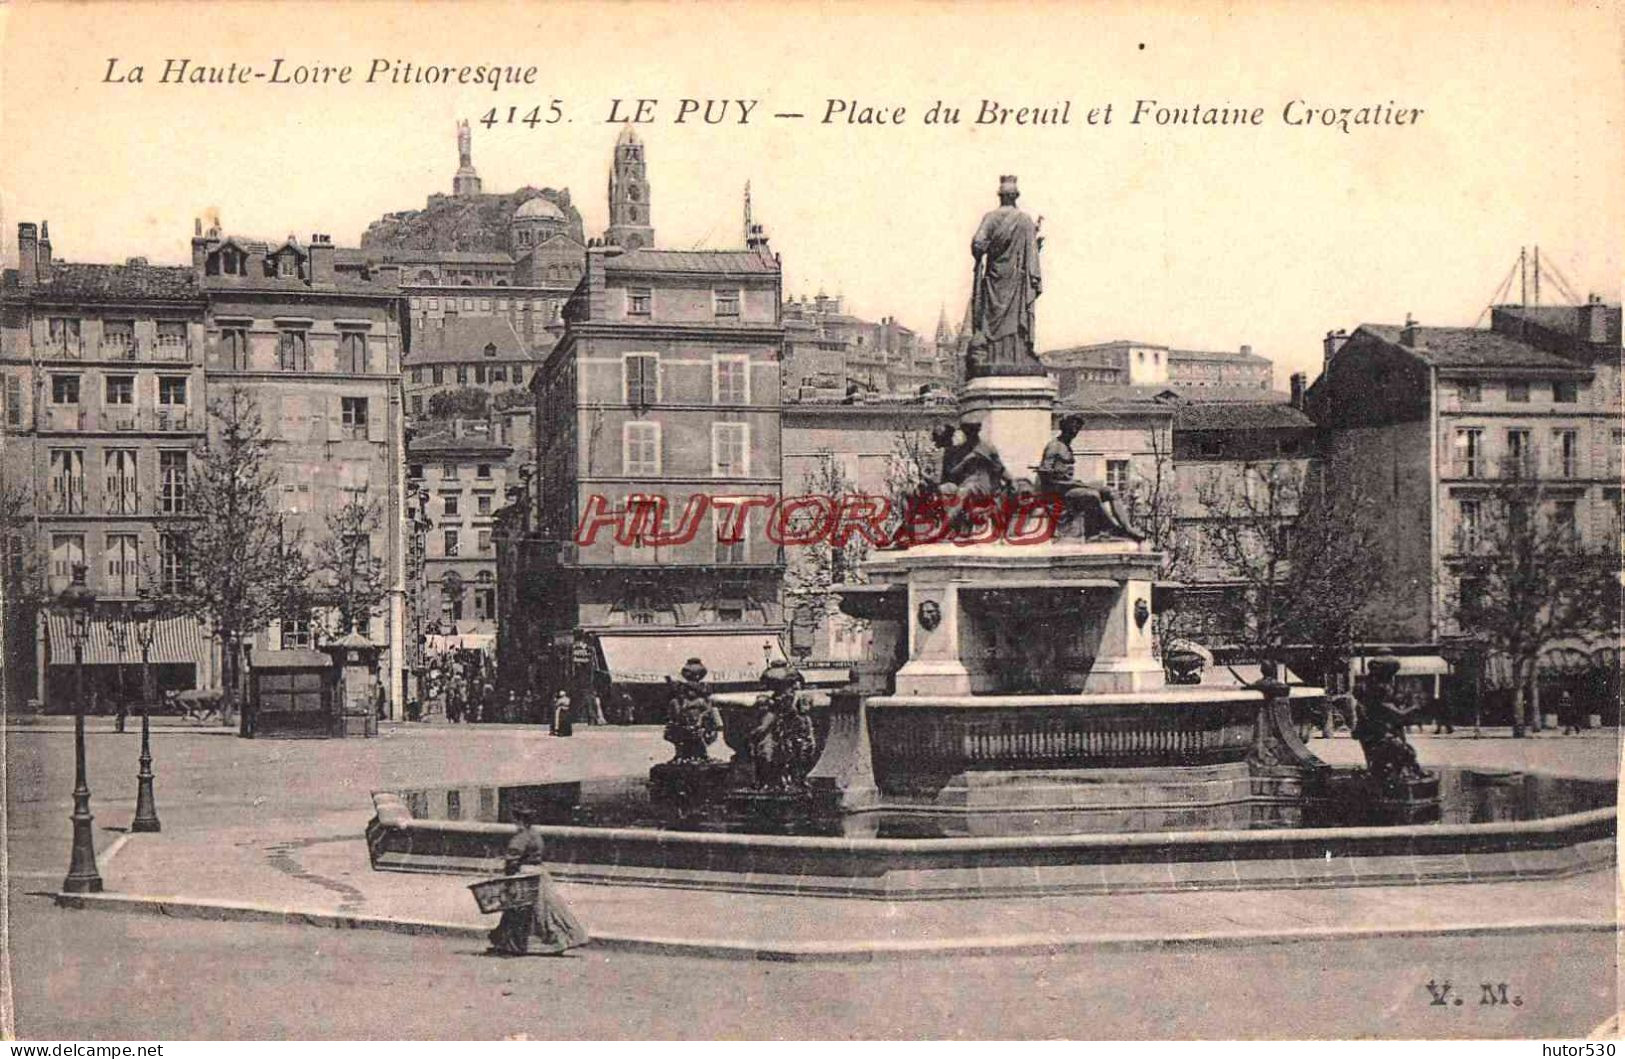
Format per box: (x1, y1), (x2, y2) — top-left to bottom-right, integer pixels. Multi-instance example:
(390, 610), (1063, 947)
(1172, 402), (1314, 431)
(1062, 382), (1291, 408)
(1493, 304), (1623, 347)
(407, 428), (512, 455)
(5, 262), (203, 304)
(406, 316), (538, 364)
(1169, 347), (1271, 364)
(514, 196), (566, 221)
(604, 248), (779, 275)
(1361, 323), (1587, 371)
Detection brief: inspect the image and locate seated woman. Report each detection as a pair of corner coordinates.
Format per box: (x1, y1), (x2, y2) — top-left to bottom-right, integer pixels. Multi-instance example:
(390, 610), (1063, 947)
(487, 809), (590, 957)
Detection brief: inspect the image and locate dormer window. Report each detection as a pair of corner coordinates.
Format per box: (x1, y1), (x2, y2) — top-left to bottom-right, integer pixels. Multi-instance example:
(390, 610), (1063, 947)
(484, 343), (497, 358)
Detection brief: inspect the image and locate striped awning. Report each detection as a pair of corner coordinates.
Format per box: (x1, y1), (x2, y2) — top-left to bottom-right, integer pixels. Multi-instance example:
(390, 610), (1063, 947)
(46, 614), (211, 667)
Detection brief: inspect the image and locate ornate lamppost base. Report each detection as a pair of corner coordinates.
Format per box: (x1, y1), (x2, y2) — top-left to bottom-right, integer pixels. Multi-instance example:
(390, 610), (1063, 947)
(132, 710), (162, 832)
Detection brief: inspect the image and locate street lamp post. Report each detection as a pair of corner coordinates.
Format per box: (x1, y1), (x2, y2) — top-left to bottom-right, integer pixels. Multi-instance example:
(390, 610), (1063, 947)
(130, 597), (163, 832)
(59, 564), (102, 894)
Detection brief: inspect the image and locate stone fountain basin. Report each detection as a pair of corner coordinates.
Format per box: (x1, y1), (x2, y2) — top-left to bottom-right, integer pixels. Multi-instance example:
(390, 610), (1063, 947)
(365, 779), (1615, 900)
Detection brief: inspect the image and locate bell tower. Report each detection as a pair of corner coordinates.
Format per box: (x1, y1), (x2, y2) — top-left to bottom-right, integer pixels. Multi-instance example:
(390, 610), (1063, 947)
(605, 127), (654, 251)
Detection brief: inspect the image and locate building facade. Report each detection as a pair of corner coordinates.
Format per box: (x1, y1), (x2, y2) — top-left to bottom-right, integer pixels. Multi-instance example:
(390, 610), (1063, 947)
(1, 222), (215, 708)
(192, 223), (411, 714)
(511, 237), (787, 718)
(1306, 301), (1622, 718)
(1042, 340), (1274, 399)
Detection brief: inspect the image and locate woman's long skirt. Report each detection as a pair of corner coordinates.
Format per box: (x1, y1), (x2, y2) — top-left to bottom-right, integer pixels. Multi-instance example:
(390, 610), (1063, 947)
(488, 871), (590, 955)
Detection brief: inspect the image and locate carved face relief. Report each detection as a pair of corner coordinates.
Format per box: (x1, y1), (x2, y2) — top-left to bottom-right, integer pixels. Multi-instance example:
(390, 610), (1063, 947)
(1134, 597), (1151, 630)
(917, 599), (943, 631)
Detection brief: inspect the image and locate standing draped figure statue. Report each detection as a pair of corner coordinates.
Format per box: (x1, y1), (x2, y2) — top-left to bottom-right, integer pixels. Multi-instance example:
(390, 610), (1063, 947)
(969, 175), (1045, 378)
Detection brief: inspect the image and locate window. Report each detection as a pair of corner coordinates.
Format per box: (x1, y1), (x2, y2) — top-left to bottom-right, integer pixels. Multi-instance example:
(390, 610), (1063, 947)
(477, 494), (492, 516)
(104, 450), (138, 515)
(474, 586), (495, 621)
(624, 354), (659, 405)
(443, 462), (459, 479)
(410, 367), (422, 384)
(51, 375), (81, 404)
(474, 365), (486, 385)
(480, 299), (491, 312)
(281, 617), (314, 650)
(714, 355), (749, 405)
(442, 493), (460, 518)
(483, 343), (497, 358)
(340, 331), (368, 373)
(102, 320), (136, 357)
(629, 288), (652, 316)
(714, 510), (747, 564)
(1105, 459), (1130, 494)
(159, 534), (188, 593)
(478, 529), (492, 553)
(714, 289), (741, 317)
(1457, 575), (1485, 620)
(1507, 379), (1530, 403)
(104, 375), (135, 405)
(1457, 499), (1481, 552)
(1553, 380), (1578, 403)
(477, 464), (492, 479)
(1553, 500), (1579, 544)
(1505, 429), (1533, 477)
(462, 298), (474, 311)
(1454, 428), (1483, 478)
(48, 449), (85, 514)
(104, 534), (140, 595)
(277, 329), (308, 371)
(158, 376), (187, 405)
(489, 365), (506, 383)
(1458, 380), (1482, 403)
(341, 397), (369, 437)
(160, 451), (188, 513)
(512, 367), (525, 387)
(624, 422), (661, 475)
(427, 298), (439, 310)
(50, 534), (85, 590)
(411, 395), (423, 415)
(1554, 429), (1579, 478)
(432, 366), (444, 385)
(49, 318), (82, 353)
(4, 374), (21, 427)
(457, 365), (469, 385)
(443, 529), (460, 556)
(220, 327), (249, 368)
(712, 422), (749, 477)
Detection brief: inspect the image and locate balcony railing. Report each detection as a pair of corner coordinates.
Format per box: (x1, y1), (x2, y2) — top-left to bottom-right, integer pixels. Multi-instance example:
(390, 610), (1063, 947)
(151, 336), (192, 362)
(47, 479), (86, 515)
(104, 477), (140, 516)
(100, 337), (139, 360)
(45, 338), (85, 359)
(1453, 459), (1483, 479)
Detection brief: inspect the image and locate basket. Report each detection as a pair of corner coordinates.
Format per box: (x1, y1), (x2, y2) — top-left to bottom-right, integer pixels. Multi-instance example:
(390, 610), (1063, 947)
(469, 873), (541, 913)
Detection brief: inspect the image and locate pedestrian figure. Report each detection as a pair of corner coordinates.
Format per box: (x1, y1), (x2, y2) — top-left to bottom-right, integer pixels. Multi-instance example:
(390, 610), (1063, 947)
(114, 685), (129, 734)
(550, 689), (572, 737)
(585, 689), (607, 726)
(486, 810), (590, 957)
(1560, 690), (1581, 734)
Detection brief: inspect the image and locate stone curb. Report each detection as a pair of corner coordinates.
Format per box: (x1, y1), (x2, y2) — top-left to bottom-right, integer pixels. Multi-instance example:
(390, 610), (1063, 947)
(49, 889), (1618, 963)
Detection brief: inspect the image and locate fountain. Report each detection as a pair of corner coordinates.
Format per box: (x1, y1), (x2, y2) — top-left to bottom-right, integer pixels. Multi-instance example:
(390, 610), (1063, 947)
(366, 176), (1611, 898)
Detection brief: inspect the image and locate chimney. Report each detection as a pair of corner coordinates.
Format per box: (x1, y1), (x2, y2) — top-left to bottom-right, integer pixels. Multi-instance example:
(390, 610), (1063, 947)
(36, 221), (52, 282)
(1401, 313), (1421, 348)
(1583, 293), (1610, 345)
(17, 223), (37, 288)
(1240, 344), (1253, 357)
(191, 222), (212, 271)
(1321, 328), (1349, 370)
(1289, 371), (1307, 410)
(376, 262), (402, 289)
(309, 233), (335, 287)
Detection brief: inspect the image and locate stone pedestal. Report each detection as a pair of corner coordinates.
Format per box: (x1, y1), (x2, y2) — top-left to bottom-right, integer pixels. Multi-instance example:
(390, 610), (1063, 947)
(862, 540), (1163, 697)
(958, 374), (1057, 484)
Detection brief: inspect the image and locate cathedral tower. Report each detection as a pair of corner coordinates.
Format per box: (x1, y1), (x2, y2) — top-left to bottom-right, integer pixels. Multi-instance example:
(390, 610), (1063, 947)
(605, 127), (654, 251)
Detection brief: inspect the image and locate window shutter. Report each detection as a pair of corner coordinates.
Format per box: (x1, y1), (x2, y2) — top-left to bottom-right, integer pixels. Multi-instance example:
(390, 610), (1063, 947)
(326, 394), (344, 441)
(365, 398), (385, 443)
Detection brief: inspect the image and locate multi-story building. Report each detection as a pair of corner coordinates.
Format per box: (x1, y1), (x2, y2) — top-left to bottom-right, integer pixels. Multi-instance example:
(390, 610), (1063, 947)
(1042, 340), (1274, 399)
(406, 417), (513, 644)
(781, 294), (955, 400)
(1306, 300), (1622, 718)
(402, 316), (539, 418)
(192, 223), (411, 713)
(1, 222), (215, 708)
(512, 234), (787, 719)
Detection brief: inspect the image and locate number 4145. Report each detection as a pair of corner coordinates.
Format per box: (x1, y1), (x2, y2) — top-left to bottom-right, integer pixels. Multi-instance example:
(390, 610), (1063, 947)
(482, 103), (565, 128)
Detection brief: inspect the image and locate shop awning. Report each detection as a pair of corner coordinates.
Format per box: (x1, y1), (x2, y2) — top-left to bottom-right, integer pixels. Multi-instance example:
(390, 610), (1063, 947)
(597, 633), (785, 686)
(46, 615), (210, 667)
(427, 633), (495, 653)
(1352, 655), (1452, 677)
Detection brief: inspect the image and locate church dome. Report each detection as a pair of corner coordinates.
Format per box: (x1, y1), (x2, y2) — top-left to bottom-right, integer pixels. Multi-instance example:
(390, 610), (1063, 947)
(514, 196), (565, 221)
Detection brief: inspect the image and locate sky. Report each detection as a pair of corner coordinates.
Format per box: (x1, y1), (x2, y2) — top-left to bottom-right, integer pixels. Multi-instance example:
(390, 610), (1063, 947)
(1, 0), (1620, 386)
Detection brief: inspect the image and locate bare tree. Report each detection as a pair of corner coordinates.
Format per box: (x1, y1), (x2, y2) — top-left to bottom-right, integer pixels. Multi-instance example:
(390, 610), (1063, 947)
(1443, 474), (1621, 736)
(1188, 460), (1386, 677)
(313, 488), (388, 639)
(165, 387), (311, 734)
(0, 483), (46, 708)
(782, 450), (872, 656)
(1122, 422), (1196, 650)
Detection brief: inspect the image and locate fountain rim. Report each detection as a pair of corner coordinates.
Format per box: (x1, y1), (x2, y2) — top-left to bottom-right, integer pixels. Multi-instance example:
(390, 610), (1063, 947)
(864, 686), (1325, 707)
